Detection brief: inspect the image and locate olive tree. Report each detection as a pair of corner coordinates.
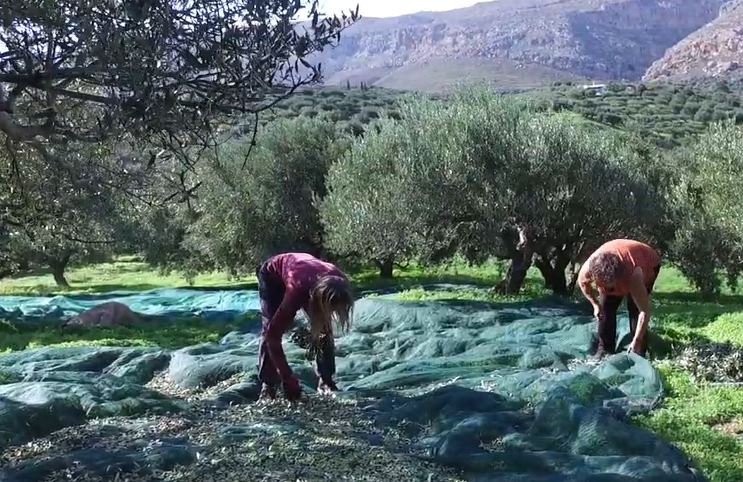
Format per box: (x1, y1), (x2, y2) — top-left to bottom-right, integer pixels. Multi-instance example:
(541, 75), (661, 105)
(0, 1), (356, 154)
(183, 117), (349, 275)
(320, 119), (421, 278)
(413, 91), (669, 295)
(321, 90), (519, 278)
(0, 141), (129, 286)
(321, 88), (671, 293)
(668, 121), (743, 296)
(410, 93), (669, 295)
(508, 116), (671, 295)
(0, 225), (14, 279)
(0, 0), (358, 243)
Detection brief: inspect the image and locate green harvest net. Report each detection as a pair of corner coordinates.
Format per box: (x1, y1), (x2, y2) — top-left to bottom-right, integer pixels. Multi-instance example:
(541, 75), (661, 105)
(0, 296), (703, 481)
(0, 288), (260, 322)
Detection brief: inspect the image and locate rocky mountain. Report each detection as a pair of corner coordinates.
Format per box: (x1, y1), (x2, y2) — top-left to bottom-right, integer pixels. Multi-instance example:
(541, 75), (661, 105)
(313, 0), (727, 92)
(644, 1), (743, 82)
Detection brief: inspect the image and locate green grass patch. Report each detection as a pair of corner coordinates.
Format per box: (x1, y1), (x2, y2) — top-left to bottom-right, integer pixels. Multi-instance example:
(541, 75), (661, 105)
(635, 365), (743, 482)
(635, 267), (743, 481)
(0, 317), (252, 353)
(395, 287), (499, 303)
(352, 257), (511, 291)
(0, 257), (253, 296)
(392, 280), (544, 304)
(701, 313), (743, 346)
(645, 266), (743, 349)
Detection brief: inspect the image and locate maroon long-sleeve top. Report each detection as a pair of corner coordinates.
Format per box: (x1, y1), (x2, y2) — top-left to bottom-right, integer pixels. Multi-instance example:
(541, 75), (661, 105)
(260, 253), (347, 388)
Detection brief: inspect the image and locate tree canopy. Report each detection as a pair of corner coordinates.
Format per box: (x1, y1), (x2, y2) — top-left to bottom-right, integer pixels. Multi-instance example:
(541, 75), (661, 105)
(0, 0), (358, 280)
(322, 90), (672, 290)
(184, 117), (349, 275)
(0, 0), (356, 149)
(668, 121), (743, 296)
(0, 141), (129, 284)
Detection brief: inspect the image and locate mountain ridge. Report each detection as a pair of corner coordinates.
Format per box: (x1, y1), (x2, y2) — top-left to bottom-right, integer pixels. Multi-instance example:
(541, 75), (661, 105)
(312, 0), (727, 92)
(644, 0), (743, 82)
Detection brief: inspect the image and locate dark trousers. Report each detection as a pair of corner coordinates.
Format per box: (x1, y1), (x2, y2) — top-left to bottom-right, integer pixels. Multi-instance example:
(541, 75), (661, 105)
(256, 263), (336, 387)
(597, 265), (660, 355)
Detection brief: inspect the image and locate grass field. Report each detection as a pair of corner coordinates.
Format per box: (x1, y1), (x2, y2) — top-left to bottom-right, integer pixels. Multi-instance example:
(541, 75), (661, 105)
(0, 256), (252, 296)
(1, 259), (743, 481)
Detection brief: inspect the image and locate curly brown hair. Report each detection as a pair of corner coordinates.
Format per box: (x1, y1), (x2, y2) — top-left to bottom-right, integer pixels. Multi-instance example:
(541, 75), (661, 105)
(589, 252), (624, 284)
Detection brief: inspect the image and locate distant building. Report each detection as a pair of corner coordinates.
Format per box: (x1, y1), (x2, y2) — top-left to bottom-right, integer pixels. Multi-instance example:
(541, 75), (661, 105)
(580, 83), (608, 96)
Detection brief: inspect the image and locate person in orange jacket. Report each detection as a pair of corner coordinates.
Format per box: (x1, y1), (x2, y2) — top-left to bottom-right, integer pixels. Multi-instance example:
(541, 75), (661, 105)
(578, 239), (661, 358)
(255, 252), (354, 401)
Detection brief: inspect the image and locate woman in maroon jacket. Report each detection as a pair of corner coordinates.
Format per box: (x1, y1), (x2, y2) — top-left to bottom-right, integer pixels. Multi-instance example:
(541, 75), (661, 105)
(255, 252), (354, 401)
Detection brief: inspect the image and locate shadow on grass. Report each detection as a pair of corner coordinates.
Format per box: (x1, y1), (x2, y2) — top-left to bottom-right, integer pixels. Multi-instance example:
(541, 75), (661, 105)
(355, 272), (547, 297)
(74, 282), (259, 295)
(653, 325), (712, 350)
(1, 283), (165, 297)
(71, 261), (150, 275)
(421, 294), (586, 312)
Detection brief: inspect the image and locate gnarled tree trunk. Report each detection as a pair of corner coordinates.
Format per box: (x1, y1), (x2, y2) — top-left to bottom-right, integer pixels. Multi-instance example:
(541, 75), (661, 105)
(48, 252), (72, 288)
(534, 251), (572, 296)
(567, 263), (581, 295)
(505, 254), (533, 295)
(377, 257), (394, 279)
(497, 225), (534, 295)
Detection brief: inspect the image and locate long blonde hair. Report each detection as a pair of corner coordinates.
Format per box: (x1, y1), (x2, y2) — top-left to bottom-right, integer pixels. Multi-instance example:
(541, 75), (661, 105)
(306, 275), (354, 341)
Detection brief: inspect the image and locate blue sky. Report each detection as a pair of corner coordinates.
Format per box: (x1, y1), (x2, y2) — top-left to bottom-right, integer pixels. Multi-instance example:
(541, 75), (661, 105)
(316, 0), (482, 18)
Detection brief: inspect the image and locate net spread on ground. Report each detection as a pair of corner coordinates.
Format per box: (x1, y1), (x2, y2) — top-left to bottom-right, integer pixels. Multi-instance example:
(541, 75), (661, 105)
(0, 295), (704, 481)
(0, 288), (261, 322)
